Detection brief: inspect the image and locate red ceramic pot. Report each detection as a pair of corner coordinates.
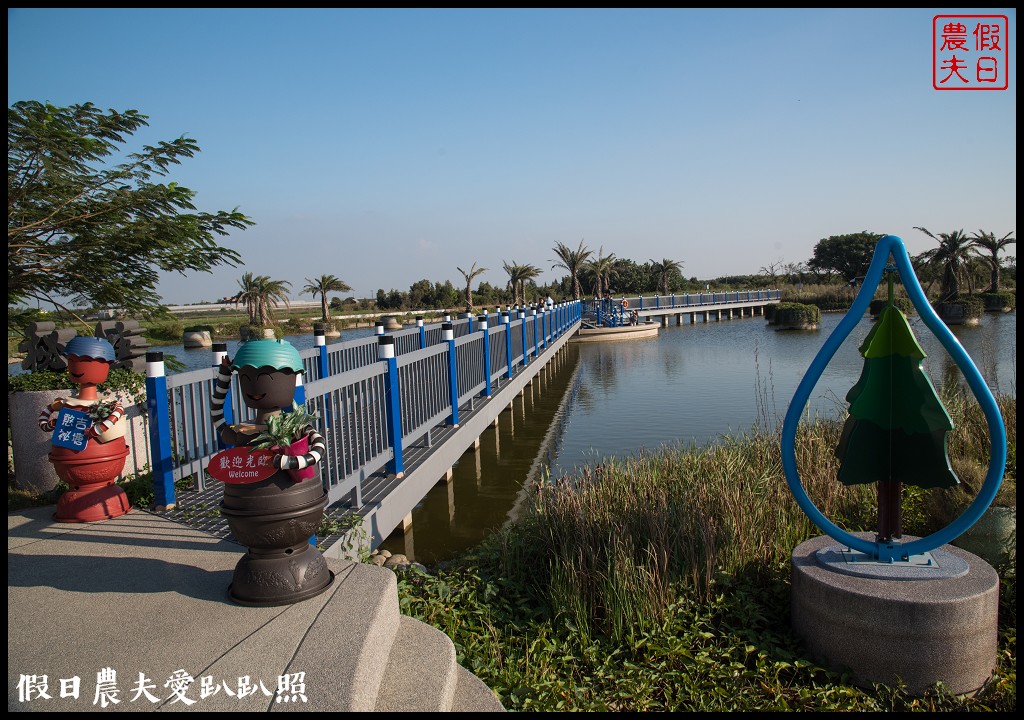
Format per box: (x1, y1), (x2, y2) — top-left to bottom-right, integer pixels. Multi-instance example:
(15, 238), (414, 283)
(281, 435), (317, 482)
(49, 437), (132, 522)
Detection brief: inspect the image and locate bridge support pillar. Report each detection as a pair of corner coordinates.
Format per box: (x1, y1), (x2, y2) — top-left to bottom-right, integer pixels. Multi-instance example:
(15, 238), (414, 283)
(472, 436), (481, 450)
(402, 512), (413, 532)
(401, 524), (415, 558)
(661, 316), (668, 327)
(448, 481), (455, 522)
(493, 415), (499, 427)
(690, 313), (696, 324)
(675, 313), (682, 326)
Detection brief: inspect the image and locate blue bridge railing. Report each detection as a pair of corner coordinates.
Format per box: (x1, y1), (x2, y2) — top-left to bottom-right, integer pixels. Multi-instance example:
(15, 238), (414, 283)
(582, 289), (780, 327)
(144, 302), (582, 509)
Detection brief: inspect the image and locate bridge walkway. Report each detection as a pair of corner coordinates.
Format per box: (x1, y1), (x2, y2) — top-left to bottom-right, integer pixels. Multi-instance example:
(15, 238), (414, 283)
(160, 357), (557, 554)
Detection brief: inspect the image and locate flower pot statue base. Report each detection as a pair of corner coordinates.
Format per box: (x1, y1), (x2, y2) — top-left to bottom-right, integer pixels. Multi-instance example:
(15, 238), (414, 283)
(51, 437), (132, 522)
(54, 483), (132, 523)
(220, 472), (334, 606)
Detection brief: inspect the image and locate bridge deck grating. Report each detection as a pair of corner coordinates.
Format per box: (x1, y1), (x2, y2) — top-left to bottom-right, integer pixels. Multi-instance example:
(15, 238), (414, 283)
(156, 353), (540, 552)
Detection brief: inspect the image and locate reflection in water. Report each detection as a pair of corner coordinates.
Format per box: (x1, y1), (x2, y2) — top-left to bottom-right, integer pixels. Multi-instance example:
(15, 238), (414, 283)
(379, 345), (582, 565)
(378, 310), (1015, 564)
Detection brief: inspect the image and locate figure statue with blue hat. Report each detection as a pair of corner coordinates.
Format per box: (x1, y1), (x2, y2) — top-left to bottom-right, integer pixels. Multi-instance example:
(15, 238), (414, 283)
(39, 335), (132, 522)
(208, 338), (334, 606)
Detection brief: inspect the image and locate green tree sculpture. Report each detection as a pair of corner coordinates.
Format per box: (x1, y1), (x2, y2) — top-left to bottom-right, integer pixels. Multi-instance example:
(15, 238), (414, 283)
(835, 270), (959, 541)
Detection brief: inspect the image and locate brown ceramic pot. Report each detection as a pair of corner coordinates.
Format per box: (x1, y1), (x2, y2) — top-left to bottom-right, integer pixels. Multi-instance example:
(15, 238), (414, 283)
(220, 471), (333, 606)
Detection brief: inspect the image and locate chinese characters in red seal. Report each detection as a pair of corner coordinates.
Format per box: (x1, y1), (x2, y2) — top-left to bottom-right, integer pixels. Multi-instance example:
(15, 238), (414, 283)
(934, 15), (1009, 90)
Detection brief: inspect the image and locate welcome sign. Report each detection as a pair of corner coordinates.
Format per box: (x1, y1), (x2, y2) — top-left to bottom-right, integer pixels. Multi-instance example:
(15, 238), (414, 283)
(208, 447), (279, 484)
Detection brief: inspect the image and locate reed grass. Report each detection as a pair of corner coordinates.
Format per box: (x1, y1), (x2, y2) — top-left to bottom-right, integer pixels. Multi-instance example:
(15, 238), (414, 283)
(396, 391), (1016, 710)
(497, 390), (1015, 643)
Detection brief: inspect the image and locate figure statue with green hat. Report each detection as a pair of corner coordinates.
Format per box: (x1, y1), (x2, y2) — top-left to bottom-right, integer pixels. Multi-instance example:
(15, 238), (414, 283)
(38, 335), (132, 522)
(208, 338), (334, 606)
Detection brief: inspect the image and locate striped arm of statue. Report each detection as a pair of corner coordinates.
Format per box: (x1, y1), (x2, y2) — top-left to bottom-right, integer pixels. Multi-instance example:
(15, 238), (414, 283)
(273, 426), (327, 471)
(87, 402), (125, 439)
(38, 398), (66, 431)
(211, 362), (233, 435)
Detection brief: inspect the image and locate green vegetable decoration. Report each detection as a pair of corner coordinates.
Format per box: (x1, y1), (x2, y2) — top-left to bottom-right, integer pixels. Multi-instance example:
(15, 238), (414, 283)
(835, 267), (959, 542)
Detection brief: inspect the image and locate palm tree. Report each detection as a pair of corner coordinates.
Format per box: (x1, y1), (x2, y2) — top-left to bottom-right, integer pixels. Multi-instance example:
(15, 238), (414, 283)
(302, 274), (353, 324)
(254, 276), (292, 326)
(588, 247), (617, 297)
(913, 227), (976, 300)
(503, 261), (524, 306)
(552, 240), (593, 301)
(518, 263), (541, 305)
(650, 257), (684, 296)
(456, 262), (488, 312)
(503, 261), (541, 306)
(234, 272), (261, 325)
(970, 230), (1015, 292)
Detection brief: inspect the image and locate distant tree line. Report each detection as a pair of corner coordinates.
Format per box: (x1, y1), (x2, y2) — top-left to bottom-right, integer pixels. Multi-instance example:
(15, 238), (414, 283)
(803, 230), (1015, 300)
(369, 258), (721, 312)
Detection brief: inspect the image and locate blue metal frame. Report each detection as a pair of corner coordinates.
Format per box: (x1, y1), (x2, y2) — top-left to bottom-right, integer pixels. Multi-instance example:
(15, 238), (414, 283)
(480, 315), (491, 398)
(145, 352), (175, 508)
(781, 235), (1007, 561)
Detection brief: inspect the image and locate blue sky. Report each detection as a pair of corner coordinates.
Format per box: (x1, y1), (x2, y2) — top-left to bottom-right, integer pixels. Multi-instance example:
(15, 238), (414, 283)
(8, 8), (1017, 304)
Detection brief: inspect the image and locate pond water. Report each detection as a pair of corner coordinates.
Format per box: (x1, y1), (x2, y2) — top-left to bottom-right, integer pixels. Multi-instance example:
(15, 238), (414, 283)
(379, 309), (1015, 564)
(13, 309), (1014, 565)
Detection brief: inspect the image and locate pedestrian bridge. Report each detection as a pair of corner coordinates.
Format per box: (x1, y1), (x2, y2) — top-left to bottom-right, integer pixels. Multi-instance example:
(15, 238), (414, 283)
(585, 289), (782, 328)
(145, 291), (780, 554)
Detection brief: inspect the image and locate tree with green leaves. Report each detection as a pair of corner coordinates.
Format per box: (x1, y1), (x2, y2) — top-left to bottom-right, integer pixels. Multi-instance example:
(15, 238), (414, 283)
(650, 257), (684, 296)
(913, 227), (976, 300)
(302, 274), (353, 324)
(256, 276), (291, 326)
(234, 273), (291, 326)
(970, 230), (1015, 292)
(456, 262), (487, 312)
(588, 247), (618, 297)
(552, 240), (593, 301)
(8, 100), (253, 324)
(807, 232), (882, 282)
(234, 272), (262, 325)
(503, 261), (540, 306)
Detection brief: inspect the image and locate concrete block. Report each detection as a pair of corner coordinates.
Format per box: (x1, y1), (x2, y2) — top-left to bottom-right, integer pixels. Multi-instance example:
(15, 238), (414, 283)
(791, 533), (999, 695)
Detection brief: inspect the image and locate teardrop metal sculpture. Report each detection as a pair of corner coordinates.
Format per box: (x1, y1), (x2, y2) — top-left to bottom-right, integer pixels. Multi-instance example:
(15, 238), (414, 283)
(781, 235), (1007, 562)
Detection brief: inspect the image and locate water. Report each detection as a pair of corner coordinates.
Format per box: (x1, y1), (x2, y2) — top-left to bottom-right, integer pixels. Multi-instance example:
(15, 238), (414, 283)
(380, 310), (1015, 564)
(13, 310), (1014, 565)
(552, 310), (1015, 479)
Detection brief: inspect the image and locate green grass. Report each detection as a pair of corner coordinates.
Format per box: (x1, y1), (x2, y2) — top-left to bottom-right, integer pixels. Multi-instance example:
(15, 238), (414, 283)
(397, 551), (1015, 711)
(393, 390), (1016, 711)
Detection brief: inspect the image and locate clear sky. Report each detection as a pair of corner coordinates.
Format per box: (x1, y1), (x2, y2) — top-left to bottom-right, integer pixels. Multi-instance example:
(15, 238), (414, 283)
(8, 8), (1017, 304)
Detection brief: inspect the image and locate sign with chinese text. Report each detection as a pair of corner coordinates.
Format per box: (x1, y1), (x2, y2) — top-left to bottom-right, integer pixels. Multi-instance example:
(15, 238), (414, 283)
(50, 408), (92, 451)
(934, 15), (1009, 90)
(207, 447), (279, 484)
